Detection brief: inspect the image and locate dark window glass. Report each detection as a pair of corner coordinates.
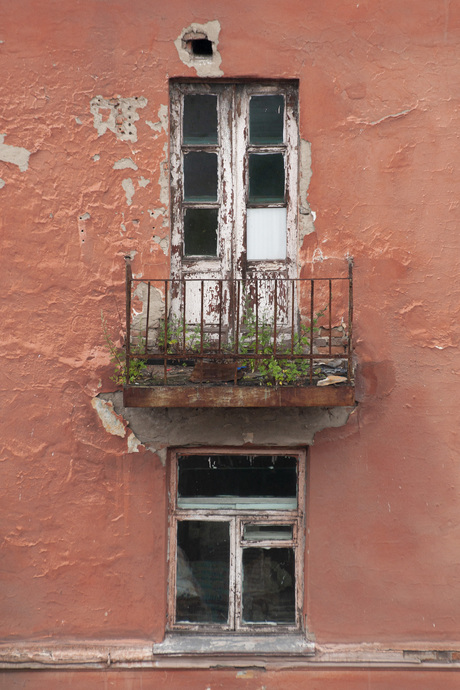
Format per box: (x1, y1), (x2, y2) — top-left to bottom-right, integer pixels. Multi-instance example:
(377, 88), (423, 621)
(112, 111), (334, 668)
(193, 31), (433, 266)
(176, 521), (230, 624)
(184, 151), (218, 202)
(183, 94), (218, 144)
(248, 153), (285, 203)
(249, 95), (284, 144)
(242, 547), (295, 624)
(178, 455), (297, 500)
(184, 208), (218, 256)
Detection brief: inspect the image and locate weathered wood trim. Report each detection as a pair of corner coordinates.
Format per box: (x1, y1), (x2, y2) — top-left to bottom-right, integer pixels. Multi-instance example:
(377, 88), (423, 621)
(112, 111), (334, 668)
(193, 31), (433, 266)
(123, 385), (355, 408)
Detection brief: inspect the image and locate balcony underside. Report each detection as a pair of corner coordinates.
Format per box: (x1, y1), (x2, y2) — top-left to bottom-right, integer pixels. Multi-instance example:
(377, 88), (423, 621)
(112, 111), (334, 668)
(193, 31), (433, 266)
(123, 383), (355, 408)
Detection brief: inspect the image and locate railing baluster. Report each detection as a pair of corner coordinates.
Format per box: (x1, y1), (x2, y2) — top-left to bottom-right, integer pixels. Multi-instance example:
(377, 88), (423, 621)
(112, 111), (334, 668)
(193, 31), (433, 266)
(182, 280), (186, 354)
(145, 281), (151, 354)
(328, 279), (332, 356)
(273, 279), (278, 356)
(255, 279), (259, 356)
(291, 279), (295, 355)
(164, 280), (168, 384)
(218, 280), (222, 353)
(309, 279), (314, 383)
(125, 257), (132, 385)
(347, 259), (354, 382)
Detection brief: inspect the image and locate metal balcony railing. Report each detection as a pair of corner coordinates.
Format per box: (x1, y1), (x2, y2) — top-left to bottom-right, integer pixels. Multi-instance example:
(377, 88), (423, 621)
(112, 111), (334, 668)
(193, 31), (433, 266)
(124, 259), (353, 389)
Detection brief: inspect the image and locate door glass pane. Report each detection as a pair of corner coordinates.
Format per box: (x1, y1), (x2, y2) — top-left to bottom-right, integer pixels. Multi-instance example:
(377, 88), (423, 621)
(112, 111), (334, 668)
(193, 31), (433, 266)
(242, 547), (295, 624)
(249, 95), (284, 144)
(184, 151), (218, 202)
(178, 454), (297, 509)
(184, 208), (218, 256)
(247, 207), (286, 261)
(248, 153), (284, 203)
(183, 94), (218, 144)
(176, 520), (230, 624)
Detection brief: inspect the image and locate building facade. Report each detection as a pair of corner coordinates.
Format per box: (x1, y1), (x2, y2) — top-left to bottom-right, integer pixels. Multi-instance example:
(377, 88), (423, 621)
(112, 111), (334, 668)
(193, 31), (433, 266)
(1, 1), (460, 688)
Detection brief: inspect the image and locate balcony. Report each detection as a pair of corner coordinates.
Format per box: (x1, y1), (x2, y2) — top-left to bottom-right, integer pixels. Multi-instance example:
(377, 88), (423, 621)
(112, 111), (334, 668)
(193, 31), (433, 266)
(123, 261), (354, 408)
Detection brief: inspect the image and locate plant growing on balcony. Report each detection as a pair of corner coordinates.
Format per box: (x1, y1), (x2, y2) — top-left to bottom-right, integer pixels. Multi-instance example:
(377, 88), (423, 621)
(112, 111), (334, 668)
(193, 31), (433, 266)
(101, 311), (147, 385)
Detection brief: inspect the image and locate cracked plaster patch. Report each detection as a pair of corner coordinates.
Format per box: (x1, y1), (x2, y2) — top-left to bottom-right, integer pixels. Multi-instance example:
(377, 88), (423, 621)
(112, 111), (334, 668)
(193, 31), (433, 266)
(0, 134), (31, 172)
(174, 20), (223, 77)
(90, 96), (147, 143)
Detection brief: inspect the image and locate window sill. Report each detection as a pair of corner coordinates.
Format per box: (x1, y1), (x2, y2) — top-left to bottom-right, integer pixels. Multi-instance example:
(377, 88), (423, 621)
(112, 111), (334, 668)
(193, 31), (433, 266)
(153, 633), (315, 657)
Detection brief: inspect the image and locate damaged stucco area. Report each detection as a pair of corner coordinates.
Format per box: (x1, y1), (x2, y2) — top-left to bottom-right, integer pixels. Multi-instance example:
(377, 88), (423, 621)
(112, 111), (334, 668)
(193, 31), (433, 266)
(91, 397), (142, 453)
(90, 96), (147, 142)
(94, 391), (356, 461)
(174, 20), (223, 77)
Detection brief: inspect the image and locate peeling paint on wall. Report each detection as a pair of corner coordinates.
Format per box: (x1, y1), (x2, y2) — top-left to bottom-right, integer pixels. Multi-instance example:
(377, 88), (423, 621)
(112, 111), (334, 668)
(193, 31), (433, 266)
(0, 178), (5, 189)
(113, 158), (138, 171)
(89, 96), (147, 142)
(91, 398), (126, 438)
(0, 134), (31, 172)
(91, 397), (144, 454)
(152, 235), (169, 255)
(122, 178), (135, 206)
(298, 139), (315, 242)
(146, 105), (168, 137)
(174, 20), (223, 77)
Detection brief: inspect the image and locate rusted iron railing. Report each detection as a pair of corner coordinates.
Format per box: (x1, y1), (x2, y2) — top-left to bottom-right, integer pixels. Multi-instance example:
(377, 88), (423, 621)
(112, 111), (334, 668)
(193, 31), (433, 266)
(124, 259), (353, 387)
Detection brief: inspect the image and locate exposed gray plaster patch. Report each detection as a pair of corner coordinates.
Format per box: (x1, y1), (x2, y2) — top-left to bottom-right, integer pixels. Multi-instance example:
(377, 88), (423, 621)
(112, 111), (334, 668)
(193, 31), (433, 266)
(92, 154), (100, 161)
(122, 178), (135, 206)
(174, 20), (223, 77)
(90, 96), (147, 143)
(127, 431), (141, 453)
(75, 117), (83, 125)
(145, 104), (168, 137)
(0, 179), (5, 189)
(114, 157), (138, 171)
(298, 139), (315, 243)
(100, 392), (355, 452)
(91, 398), (126, 438)
(152, 235), (169, 255)
(131, 282), (165, 340)
(159, 143), (169, 206)
(0, 134), (31, 172)
(138, 177), (150, 188)
(79, 212), (91, 221)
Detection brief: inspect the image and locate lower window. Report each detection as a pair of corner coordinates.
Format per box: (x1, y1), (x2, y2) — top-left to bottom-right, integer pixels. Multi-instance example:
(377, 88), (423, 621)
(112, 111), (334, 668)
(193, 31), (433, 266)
(168, 449), (306, 632)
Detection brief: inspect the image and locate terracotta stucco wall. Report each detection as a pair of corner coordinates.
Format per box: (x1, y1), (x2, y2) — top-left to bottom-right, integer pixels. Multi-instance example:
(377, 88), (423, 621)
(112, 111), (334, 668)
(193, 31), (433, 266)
(1, 0), (460, 685)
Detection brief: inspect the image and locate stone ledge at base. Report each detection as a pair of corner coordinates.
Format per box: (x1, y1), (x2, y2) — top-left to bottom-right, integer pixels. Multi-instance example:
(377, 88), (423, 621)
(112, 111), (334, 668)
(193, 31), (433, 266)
(153, 633), (315, 656)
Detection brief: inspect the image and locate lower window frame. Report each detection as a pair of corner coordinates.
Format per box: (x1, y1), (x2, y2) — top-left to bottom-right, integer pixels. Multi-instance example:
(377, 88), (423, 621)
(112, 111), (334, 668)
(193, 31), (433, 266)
(167, 447), (306, 634)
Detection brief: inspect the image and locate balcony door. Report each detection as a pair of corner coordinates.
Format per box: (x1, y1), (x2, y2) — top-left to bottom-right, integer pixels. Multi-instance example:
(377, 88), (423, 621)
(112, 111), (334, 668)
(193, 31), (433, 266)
(169, 81), (299, 340)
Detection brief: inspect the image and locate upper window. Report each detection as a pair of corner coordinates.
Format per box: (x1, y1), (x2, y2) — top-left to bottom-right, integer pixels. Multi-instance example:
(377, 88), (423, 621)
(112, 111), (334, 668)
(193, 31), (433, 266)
(168, 449), (306, 632)
(170, 81), (299, 283)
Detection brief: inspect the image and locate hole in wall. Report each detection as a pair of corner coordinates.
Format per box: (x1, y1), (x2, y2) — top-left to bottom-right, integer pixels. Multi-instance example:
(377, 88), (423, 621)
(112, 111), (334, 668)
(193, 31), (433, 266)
(190, 38), (213, 56)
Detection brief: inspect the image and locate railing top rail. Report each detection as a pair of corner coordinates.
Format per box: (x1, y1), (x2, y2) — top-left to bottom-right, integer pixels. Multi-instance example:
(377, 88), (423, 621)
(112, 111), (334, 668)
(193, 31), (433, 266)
(128, 276), (352, 283)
